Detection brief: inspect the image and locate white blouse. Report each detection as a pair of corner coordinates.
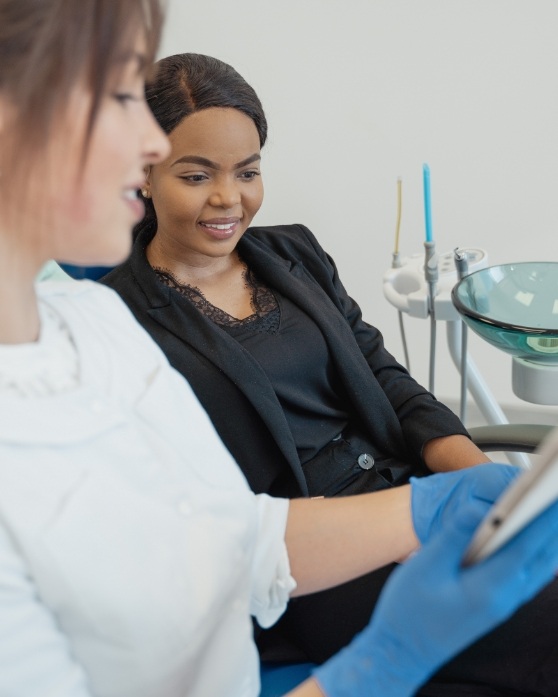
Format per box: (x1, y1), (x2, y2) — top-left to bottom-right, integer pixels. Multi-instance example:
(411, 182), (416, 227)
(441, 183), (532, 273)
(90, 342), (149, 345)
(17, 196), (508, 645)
(0, 281), (294, 697)
(0, 300), (79, 396)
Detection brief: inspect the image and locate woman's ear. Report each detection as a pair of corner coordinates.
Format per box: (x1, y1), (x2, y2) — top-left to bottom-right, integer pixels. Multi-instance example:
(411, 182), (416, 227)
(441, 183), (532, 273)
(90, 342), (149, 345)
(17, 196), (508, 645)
(141, 165), (152, 198)
(0, 95), (6, 133)
(141, 165), (151, 198)
(0, 96), (8, 175)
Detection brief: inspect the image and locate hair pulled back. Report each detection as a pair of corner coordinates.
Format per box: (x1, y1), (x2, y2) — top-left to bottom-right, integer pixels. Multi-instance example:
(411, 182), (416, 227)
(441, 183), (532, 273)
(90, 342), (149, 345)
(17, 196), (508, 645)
(146, 53), (267, 145)
(136, 53), (267, 239)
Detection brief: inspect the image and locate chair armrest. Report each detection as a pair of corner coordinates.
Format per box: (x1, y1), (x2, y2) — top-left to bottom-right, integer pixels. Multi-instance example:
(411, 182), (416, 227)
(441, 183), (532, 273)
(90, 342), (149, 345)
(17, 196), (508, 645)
(469, 424), (554, 454)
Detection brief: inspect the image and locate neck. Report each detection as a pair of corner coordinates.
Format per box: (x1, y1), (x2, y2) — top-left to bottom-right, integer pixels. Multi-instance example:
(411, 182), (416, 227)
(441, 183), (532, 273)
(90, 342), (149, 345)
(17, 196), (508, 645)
(0, 236), (42, 344)
(146, 233), (239, 286)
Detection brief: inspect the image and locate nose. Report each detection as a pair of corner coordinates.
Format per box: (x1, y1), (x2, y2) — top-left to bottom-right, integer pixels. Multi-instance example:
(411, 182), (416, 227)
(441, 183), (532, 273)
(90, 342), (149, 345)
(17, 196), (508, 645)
(141, 103), (170, 166)
(208, 178), (241, 209)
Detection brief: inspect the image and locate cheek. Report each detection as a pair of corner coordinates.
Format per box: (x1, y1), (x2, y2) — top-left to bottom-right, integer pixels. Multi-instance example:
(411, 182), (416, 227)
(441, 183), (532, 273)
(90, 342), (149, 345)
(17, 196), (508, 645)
(246, 183), (264, 216)
(42, 185), (101, 263)
(39, 144), (92, 230)
(51, 183), (95, 228)
(60, 148), (116, 226)
(158, 184), (202, 226)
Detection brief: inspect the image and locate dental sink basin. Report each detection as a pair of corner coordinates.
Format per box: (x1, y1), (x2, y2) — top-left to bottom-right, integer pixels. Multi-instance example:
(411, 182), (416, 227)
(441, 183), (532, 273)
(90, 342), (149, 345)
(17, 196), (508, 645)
(452, 262), (558, 365)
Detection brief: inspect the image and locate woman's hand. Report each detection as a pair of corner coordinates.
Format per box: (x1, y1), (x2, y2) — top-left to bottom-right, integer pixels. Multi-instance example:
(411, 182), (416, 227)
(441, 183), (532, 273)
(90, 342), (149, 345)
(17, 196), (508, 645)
(311, 484), (558, 697)
(411, 463), (519, 544)
(285, 464), (519, 598)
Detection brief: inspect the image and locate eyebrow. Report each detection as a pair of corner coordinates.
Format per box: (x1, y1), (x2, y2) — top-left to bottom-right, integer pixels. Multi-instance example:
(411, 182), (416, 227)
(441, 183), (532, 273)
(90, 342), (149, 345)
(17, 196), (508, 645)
(114, 50), (147, 74)
(133, 53), (147, 73)
(170, 154), (261, 170)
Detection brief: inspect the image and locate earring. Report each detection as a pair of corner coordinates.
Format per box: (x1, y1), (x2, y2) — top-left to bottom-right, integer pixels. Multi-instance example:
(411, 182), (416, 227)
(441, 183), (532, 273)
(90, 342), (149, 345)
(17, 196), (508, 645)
(141, 188), (149, 198)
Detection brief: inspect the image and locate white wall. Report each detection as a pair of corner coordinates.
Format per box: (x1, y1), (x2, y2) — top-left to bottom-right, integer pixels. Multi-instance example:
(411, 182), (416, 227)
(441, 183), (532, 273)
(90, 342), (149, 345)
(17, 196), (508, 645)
(160, 0), (558, 426)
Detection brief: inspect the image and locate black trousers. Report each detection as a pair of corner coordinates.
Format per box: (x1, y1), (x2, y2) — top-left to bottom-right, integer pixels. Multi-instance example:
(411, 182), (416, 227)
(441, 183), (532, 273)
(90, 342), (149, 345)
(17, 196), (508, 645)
(259, 561), (558, 696)
(257, 430), (558, 696)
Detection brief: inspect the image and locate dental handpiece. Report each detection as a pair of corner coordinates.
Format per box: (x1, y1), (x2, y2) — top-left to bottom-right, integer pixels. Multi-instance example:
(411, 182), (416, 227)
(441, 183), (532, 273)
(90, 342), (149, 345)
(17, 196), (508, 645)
(454, 248), (469, 280)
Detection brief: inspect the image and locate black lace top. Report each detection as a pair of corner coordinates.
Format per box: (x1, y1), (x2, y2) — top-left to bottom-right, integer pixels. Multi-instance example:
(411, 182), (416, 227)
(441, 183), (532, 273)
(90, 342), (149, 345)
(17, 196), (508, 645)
(154, 264), (350, 463)
(154, 265), (280, 333)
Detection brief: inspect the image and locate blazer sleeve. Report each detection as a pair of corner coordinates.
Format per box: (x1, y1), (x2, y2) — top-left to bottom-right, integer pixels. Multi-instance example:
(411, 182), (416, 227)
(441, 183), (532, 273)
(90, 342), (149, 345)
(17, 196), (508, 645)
(292, 224), (469, 458)
(0, 524), (92, 697)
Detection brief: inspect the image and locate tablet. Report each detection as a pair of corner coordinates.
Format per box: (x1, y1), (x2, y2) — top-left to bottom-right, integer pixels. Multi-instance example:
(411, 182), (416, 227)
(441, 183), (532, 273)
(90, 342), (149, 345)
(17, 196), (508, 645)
(462, 424), (558, 566)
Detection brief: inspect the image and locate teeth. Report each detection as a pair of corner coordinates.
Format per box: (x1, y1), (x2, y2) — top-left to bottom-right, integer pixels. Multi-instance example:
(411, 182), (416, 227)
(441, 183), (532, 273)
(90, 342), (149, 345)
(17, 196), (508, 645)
(201, 222), (235, 230)
(123, 189), (139, 200)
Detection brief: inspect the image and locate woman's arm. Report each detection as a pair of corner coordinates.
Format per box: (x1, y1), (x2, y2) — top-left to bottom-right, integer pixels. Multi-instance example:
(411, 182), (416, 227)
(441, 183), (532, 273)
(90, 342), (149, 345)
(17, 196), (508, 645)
(423, 433), (491, 472)
(284, 464), (518, 598)
(285, 486), (417, 597)
(286, 679), (324, 696)
(287, 477), (558, 697)
(291, 225), (473, 463)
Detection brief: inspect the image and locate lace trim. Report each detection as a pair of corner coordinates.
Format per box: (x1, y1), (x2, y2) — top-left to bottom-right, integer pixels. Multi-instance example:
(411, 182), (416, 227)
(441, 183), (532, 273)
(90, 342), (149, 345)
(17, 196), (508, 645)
(154, 264), (280, 333)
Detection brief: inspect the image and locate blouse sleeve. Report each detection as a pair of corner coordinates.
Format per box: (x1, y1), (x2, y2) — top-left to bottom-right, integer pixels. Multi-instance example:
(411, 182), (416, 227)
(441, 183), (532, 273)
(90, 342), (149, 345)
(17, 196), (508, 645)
(248, 495), (297, 629)
(0, 524), (92, 697)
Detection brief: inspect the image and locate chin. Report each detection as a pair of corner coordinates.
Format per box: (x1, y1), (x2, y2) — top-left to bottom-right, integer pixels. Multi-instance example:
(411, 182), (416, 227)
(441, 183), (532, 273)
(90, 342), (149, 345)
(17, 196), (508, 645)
(105, 246), (133, 266)
(62, 244), (132, 270)
(95, 233), (134, 266)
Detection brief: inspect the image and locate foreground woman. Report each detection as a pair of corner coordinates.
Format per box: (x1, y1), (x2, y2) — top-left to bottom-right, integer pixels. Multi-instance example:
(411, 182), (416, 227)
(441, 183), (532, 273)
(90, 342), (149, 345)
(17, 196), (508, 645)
(2, 2), (558, 697)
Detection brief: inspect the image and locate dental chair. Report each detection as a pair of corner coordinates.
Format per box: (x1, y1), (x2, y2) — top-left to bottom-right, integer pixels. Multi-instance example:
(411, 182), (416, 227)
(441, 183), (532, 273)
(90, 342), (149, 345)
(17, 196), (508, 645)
(468, 424), (553, 455)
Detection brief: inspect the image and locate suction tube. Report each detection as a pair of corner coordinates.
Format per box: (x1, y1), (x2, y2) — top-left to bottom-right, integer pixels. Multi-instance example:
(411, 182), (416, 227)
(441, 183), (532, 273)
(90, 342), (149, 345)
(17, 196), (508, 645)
(392, 178), (411, 372)
(424, 239), (438, 393)
(422, 164), (438, 393)
(454, 248), (469, 422)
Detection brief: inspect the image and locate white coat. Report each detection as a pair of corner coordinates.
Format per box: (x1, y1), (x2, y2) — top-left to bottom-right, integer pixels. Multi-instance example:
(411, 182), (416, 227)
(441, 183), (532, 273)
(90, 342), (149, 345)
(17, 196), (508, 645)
(0, 282), (293, 697)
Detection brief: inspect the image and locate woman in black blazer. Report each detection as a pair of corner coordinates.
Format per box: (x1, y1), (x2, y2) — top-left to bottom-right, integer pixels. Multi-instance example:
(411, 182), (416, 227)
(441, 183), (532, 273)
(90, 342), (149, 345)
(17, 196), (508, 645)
(102, 54), (558, 695)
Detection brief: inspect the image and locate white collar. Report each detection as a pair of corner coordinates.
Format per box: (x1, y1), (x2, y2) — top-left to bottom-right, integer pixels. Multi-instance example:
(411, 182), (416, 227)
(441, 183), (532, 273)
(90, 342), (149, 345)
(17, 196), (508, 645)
(0, 301), (79, 398)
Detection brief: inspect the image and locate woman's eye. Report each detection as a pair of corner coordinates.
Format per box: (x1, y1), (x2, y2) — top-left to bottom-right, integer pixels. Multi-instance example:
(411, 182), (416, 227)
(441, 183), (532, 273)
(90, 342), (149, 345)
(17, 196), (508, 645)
(239, 170), (261, 181)
(180, 174), (208, 183)
(114, 93), (142, 105)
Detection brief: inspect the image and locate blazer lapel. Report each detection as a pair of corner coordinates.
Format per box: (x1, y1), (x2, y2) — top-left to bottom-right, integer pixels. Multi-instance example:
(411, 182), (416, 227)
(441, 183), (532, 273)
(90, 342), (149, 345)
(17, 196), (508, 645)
(239, 234), (351, 337)
(239, 234), (405, 447)
(129, 241), (307, 492)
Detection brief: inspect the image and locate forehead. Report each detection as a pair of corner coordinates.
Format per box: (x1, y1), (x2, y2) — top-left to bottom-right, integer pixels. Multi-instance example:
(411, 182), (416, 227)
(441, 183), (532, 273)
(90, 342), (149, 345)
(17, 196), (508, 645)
(168, 108), (260, 159)
(108, 32), (149, 84)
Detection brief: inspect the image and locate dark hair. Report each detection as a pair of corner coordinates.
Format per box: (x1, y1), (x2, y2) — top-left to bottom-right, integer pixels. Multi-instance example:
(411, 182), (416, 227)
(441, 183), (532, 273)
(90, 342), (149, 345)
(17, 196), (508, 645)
(0, 0), (164, 211)
(135, 53), (267, 240)
(146, 53), (267, 145)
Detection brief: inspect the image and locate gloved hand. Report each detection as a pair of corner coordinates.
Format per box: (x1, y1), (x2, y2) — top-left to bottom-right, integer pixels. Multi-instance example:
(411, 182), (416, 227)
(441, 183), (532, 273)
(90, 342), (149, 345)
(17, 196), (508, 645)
(314, 490), (558, 697)
(411, 463), (519, 544)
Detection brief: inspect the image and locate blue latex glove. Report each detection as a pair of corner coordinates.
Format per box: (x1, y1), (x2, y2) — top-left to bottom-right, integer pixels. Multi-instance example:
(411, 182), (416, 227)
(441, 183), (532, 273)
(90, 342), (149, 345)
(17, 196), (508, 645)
(411, 463), (520, 544)
(314, 488), (558, 697)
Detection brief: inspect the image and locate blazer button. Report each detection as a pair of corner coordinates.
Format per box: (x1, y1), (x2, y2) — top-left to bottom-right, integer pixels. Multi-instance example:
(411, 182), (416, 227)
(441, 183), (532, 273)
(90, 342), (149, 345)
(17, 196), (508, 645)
(357, 453), (374, 470)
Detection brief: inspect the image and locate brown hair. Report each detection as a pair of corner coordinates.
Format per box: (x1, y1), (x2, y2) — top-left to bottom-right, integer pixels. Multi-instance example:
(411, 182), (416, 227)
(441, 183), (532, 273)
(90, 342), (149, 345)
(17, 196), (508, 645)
(0, 0), (164, 210)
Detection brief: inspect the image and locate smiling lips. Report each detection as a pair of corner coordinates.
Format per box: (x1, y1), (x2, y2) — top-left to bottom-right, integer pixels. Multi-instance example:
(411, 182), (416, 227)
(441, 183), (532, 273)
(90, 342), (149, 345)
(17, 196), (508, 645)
(122, 187), (145, 221)
(199, 218), (240, 240)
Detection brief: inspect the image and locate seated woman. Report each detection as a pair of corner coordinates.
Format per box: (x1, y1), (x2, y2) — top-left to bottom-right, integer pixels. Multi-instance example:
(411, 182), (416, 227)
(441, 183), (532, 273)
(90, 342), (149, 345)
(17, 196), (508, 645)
(101, 53), (558, 695)
(101, 50), (488, 661)
(3, 3), (558, 696)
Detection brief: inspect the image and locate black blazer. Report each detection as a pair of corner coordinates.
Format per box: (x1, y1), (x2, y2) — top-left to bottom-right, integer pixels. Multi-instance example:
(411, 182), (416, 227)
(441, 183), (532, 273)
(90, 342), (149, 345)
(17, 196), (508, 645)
(102, 223), (468, 499)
